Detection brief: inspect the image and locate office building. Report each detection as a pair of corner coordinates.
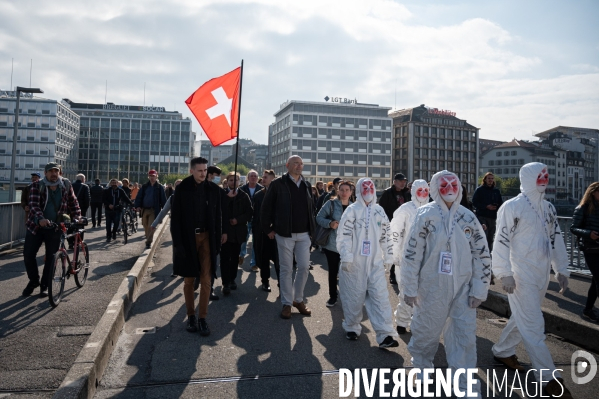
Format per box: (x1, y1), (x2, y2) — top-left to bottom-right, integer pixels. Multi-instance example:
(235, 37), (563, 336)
(270, 100), (392, 189)
(66, 100), (193, 184)
(0, 90), (79, 188)
(389, 104), (479, 194)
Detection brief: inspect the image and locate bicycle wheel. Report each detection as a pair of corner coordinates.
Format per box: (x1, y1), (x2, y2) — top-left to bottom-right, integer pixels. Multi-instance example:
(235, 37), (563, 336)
(74, 242), (89, 288)
(48, 252), (66, 307)
(122, 214), (129, 244)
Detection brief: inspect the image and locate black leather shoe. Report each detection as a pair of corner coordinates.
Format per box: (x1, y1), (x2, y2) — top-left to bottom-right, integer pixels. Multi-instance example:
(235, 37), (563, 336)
(22, 281), (40, 297)
(397, 326), (407, 334)
(186, 315), (198, 332)
(199, 318), (210, 336)
(379, 336), (399, 348)
(210, 293), (220, 301)
(229, 282), (237, 290)
(39, 285), (48, 297)
(262, 283), (271, 292)
(223, 285), (231, 296)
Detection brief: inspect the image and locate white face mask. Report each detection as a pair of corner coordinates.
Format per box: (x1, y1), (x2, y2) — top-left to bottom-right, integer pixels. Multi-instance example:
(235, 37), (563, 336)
(536, 168), (549, 193)
(213, 176), (221, 184)
(361, 180), (375, 203)
(438, 175), (460, 204)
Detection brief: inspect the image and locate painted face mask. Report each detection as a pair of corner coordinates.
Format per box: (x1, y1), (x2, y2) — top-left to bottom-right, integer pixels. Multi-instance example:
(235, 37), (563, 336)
(536, 168), (549, 193)
(361, 180), (375, 203)
(439, 174), (459, 203)
(416, 187), (429, 201)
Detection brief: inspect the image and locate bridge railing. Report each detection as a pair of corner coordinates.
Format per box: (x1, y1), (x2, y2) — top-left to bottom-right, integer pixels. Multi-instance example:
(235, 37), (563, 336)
(557, 216), (588, 274)
(0, 203), (28, 250)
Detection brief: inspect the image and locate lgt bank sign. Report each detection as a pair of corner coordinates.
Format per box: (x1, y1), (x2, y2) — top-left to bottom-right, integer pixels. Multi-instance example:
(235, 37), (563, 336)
(324, 96), (357, 104)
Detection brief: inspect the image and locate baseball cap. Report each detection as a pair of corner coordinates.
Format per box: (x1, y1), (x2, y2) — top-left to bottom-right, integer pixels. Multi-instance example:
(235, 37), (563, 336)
(44, 162), (60, 172)
(31, 172), (41, 178)
(394, 173), (407, 181)
(333, 177), (342, 184)
(148, 169), (158, 176)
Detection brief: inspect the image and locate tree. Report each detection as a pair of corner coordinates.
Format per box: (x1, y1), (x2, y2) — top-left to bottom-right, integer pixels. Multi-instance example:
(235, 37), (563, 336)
(217, 162), (250, 176)
(477, 174), (520, 197)
(160, 173), (189, 185)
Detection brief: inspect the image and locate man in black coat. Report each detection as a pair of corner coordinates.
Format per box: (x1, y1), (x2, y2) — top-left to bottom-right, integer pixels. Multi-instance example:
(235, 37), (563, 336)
(171, 157), (228, 336)
(472, 172), (503, 252)
(90, 179), (104, 228)
(252, 170), (280, 292)
(378, 173), (411, 284)
(102, 178), (133, 242)
(72, 174), (91, 217)
(221, 172), (253, 295)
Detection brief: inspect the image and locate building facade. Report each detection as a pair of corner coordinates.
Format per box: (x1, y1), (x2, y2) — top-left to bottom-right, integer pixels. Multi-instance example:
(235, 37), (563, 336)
(535, 126), (598, 191)
(0, 91), (79, 188)
(390, 104), (479, 194)
(66, 100), (193, 184)
(270, 100), (392, 189)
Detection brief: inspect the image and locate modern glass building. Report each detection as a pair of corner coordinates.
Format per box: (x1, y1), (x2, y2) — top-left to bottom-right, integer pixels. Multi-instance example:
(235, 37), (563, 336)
(0, 91), (79, 188)
(270, 100), (392, 189)
(65, 100), (193, 184)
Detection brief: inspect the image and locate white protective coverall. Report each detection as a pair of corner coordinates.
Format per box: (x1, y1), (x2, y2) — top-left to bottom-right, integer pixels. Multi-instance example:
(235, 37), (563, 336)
(491, 162), (570, 384)
(401, 171), (490, 396)
(336, 178), (398, 344)
(390, 179), (430, 328)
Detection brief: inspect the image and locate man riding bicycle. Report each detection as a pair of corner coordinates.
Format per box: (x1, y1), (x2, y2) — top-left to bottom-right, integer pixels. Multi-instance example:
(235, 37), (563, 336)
(23, 162), (82, 297)
(103, 178), (134, 243)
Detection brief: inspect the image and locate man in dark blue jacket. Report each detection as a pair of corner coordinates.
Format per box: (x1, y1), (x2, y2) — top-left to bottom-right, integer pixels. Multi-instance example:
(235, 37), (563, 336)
(472, 172), (503, 251)
(239, 169), (263, 270)
(134, 170), (167, 249)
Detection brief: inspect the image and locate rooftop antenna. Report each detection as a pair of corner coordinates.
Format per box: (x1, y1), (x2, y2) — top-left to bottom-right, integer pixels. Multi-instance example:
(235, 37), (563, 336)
(10, 58), (13, 90)
(394, 78), (397, 110)
(144, 82), (146, 105)
(30, 59), (32, 87)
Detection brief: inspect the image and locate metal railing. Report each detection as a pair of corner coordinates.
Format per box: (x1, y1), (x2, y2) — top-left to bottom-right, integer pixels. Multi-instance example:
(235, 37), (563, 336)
(0, 202), (28, 250)
(557, 216), (588, 274)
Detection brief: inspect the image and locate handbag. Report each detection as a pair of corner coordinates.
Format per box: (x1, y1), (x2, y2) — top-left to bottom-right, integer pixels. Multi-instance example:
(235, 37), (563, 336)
(313, 224), (332, 247)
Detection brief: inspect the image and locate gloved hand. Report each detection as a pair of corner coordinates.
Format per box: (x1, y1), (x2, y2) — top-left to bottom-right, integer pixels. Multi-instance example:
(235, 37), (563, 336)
(404, 295), (417, 307)
(174, 246), (186, 258)
(501, 276), (516, 294)
(556, 273), (569, 294)
(341, 262), (352, 272)
(469, 296), (482, 308)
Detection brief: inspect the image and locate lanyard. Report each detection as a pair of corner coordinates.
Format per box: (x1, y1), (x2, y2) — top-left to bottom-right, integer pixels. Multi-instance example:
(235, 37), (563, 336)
(364, 203), (372, 240)
(522, 194), (551, 242)
(437, 204), (459, 251)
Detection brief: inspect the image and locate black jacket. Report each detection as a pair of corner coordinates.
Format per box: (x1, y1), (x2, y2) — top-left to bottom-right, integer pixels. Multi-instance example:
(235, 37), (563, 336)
(260, 173), (315, 238)
(472, 184), (503, 219)
(224, 188), (253, 243)
(379, 185), (411, 221)
(72, 180), (91, 211)
(171, 177), (226, 278)
(90, 183), (104, 204)
(253, 188), (266, 235)
(102, 187), (133, 212)
(121, 186), (132, 199)
(240, 183), (263, 222)
(571, 201), (599, 250)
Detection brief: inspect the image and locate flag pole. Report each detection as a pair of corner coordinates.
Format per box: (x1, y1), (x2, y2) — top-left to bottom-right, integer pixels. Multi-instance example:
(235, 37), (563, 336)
(233, 59), (243, 191)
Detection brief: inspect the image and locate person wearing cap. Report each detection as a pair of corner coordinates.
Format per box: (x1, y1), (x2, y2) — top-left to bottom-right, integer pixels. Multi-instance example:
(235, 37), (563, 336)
(379, 173), (412, 284)
(134, 170), (167, 249)
(22, 162), (81, 297)
(20, 172), (41, 222)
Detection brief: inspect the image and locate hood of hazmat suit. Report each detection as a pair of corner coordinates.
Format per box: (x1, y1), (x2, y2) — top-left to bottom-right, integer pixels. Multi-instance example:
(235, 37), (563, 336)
(492, 162), (570, 285)
(400, 171), (491, 392)
(391, 179), (429, 266)
(336, 178), (396, 343)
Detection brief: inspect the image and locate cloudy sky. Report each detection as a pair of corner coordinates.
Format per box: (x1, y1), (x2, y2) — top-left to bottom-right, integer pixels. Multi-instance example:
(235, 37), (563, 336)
(1, 0), (598, 145)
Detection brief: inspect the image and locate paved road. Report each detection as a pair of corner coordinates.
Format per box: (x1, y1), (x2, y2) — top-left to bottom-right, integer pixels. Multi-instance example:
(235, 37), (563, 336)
(95, 228), (599, 399)
(0, 223), (149, 397)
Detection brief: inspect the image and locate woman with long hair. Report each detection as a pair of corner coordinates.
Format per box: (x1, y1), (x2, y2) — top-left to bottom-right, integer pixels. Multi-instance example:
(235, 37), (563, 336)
(316, 180), (354, 307)
(571, 181), (599, 322)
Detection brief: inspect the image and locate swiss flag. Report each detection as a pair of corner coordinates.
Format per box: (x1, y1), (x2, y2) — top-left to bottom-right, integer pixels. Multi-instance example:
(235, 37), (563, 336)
(185, 67), (241, 146)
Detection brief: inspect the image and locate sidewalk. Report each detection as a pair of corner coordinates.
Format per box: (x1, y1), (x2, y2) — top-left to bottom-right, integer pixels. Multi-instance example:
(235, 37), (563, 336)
(482, 272), (599, 352)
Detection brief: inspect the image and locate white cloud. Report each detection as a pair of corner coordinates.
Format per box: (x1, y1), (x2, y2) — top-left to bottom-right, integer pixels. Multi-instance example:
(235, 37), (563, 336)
(0, 0), (596, 145)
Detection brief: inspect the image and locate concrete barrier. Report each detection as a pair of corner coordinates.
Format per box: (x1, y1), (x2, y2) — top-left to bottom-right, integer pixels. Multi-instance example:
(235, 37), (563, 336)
(53, 216), (170, 399)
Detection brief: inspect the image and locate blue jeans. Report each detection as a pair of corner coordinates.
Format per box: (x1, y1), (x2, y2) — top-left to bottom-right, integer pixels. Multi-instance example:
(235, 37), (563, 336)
(240, 222), (256, 266)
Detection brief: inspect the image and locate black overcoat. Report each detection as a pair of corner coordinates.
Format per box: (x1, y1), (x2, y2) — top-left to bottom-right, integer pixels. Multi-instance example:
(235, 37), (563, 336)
(171, 176), (226, 278)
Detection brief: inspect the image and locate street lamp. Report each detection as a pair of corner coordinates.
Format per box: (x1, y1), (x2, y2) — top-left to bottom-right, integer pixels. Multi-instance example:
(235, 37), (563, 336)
(9, 86), (44, 202)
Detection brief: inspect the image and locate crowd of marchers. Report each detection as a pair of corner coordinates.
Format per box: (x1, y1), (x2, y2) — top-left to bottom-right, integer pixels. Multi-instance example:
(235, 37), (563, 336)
(17, 156), (599, 399)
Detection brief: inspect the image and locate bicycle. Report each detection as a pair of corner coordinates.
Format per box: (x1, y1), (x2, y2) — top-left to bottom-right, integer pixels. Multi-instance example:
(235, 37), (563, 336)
(120, 206), (138, 244)
(46, 218), (90, 307)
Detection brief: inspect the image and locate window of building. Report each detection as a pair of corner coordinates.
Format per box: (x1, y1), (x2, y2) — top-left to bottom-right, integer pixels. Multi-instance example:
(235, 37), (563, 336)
(496, 151), (502, 156)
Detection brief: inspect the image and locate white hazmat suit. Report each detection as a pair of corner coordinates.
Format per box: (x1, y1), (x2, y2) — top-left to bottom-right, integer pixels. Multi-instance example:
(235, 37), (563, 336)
(336, 178), (398, 344)
(401, 171), (490, 397)
(390, 179), (430, 329)
(491, 162), (570, 384)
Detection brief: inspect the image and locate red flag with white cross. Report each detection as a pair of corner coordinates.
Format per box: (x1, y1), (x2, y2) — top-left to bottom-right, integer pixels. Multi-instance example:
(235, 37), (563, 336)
(185, 66), (241, 146)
